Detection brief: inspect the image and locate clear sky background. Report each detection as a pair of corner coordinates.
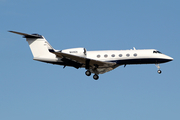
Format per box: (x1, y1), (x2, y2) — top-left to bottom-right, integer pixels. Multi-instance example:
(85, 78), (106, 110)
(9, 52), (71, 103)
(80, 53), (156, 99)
(0, 0), (179, 120)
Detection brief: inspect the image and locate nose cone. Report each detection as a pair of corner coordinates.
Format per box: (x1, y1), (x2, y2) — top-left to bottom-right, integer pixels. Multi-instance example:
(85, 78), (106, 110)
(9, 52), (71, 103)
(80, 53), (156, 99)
(158, 55), (173, 63)
(166, 56), (173, 62)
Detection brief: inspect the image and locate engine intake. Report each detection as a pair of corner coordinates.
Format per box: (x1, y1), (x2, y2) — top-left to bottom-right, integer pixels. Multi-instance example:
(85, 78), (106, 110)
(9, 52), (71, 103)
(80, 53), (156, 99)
(61, 48), (87, 57)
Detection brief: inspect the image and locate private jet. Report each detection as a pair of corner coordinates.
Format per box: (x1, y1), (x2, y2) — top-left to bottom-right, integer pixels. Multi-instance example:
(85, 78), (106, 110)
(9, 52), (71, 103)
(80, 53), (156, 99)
(9, 31), (173, 80)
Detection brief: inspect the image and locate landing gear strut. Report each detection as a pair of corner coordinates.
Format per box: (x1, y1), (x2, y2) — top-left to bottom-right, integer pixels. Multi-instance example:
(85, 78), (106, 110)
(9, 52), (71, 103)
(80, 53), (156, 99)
(155, 64), (162, 74)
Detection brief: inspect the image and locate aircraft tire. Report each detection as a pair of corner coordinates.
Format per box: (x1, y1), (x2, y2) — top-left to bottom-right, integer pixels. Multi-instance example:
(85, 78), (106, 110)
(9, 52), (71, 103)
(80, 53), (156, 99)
(85, 70), (91, 76)
(157, 70), (162, 74)
(93, 74), (99, 80)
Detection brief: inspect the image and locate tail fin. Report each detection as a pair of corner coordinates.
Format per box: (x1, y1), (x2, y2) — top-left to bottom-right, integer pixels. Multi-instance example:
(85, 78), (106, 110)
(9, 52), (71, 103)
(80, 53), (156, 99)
(9, 31), (55, 59)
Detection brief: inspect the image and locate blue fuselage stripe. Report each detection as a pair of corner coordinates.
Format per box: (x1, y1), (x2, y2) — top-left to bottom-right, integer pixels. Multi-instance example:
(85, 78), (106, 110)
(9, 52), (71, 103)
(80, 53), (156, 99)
(108, 58), (172, 65)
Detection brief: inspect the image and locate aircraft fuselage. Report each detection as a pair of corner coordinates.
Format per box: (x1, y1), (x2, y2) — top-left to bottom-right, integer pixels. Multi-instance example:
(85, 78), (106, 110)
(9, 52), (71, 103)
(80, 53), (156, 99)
(9, 31), (173, 80)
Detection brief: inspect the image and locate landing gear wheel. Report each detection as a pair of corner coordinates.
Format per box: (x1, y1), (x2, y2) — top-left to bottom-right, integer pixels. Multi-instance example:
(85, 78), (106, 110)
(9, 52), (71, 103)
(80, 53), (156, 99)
(85, 70), (91, 76)
(155, 64), (162, 74)
(93, 74), (99, 80)
(157, 70), (162, 74)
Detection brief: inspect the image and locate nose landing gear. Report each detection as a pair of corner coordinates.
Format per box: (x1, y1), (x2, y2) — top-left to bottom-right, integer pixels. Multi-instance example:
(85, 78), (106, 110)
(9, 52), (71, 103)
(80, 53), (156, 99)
(157, 70), (162, 74)
(155, 64), (162, 74)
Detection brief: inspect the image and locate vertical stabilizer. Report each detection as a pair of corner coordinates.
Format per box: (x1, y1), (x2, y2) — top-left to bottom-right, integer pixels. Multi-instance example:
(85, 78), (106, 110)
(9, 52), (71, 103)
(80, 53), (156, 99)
(9, 31), (56, 60)
(26, 36), (54, 58)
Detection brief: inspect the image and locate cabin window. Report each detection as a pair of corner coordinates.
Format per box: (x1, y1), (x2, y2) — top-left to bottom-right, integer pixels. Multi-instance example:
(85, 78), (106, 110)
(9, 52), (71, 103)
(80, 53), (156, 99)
(104, 54), (108, 58)
(134, 53), (137, 57)
(126, 54), (130, 57)
(97, 55), (101, 58)
(119, 54), (122, 57)
(111, 54), (115, 57)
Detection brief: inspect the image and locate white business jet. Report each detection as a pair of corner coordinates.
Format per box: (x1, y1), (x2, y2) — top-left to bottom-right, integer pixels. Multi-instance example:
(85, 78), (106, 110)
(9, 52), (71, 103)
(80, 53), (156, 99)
(9, 31), (173, 80)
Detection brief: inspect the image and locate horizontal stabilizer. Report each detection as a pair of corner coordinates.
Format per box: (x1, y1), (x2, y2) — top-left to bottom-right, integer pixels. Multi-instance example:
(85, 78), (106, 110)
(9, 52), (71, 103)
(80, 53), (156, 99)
(9, 31), (43, 38)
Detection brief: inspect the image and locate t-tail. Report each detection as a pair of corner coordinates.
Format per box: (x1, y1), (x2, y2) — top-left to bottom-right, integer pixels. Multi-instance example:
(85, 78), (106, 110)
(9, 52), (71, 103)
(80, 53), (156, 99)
(9, 31), (57, 62)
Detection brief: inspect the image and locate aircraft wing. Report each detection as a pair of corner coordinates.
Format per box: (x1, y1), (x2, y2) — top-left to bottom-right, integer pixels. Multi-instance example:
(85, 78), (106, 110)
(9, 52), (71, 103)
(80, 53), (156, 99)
(49, 49), (117, 71)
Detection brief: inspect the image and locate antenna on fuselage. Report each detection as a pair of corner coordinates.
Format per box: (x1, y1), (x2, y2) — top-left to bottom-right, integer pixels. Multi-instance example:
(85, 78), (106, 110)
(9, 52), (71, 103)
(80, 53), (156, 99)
(133, 47), (136, 50)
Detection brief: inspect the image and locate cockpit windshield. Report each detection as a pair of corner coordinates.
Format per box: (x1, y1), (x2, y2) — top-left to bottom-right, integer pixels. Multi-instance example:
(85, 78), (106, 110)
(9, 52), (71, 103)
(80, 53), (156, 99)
(153, 51), (162, 54)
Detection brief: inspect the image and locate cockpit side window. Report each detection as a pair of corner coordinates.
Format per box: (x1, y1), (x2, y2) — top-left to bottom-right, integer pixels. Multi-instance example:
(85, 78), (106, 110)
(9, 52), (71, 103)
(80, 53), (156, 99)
(153, 51), (162, 54)
(157, 51), (162, 53)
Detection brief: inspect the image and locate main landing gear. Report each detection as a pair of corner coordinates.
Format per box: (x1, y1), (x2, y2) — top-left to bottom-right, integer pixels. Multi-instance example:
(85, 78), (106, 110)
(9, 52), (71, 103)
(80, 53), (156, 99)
(93, 74), (99, 80)
(85, 70), (91, 76)
(85, 70), (99, 80)
(155, 64), (162, 74)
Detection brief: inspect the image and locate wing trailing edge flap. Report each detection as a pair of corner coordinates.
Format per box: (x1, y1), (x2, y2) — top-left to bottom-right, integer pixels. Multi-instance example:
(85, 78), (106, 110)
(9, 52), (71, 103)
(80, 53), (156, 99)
(49, 49), (116, 68)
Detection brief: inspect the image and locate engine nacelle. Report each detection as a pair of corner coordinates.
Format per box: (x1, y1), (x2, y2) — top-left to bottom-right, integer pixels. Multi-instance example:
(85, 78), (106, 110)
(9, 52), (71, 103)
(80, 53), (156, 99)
(61, 47), (87, 57)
